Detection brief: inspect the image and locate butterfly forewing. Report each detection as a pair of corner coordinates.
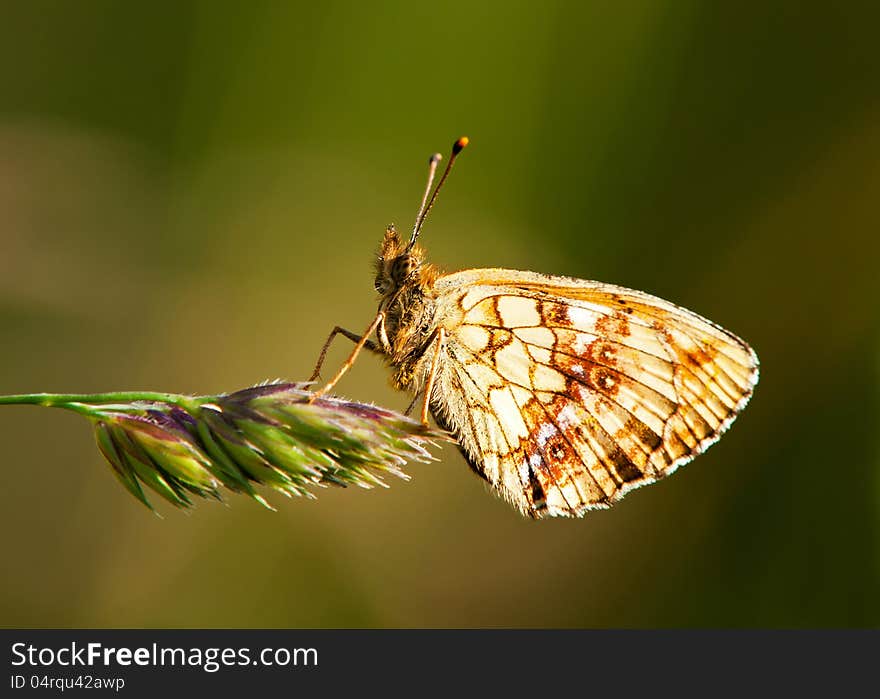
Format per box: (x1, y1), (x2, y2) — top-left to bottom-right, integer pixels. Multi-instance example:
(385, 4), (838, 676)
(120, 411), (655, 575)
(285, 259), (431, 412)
(431, 269), (759, 518)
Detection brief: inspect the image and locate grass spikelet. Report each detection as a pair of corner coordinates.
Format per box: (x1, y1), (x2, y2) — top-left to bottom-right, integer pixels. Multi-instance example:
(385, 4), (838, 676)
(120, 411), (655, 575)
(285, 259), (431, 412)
(0, 382), (448, 511)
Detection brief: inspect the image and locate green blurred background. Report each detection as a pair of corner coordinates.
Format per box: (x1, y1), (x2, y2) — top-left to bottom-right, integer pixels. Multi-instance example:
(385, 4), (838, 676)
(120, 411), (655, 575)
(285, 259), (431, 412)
(1, 1), (877, 628)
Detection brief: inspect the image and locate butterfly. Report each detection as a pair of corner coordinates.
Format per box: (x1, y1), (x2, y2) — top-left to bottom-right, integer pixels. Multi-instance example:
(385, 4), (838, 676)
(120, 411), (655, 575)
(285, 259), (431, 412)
(309, 137), (759, 518)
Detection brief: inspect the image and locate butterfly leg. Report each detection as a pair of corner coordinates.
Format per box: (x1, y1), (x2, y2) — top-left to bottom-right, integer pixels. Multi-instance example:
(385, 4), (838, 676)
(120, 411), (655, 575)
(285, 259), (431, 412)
(308, 325), (381, 383)
(419, 328), (446, 425)
(311, 313), (385, 400)
(403, 393), (420, 417)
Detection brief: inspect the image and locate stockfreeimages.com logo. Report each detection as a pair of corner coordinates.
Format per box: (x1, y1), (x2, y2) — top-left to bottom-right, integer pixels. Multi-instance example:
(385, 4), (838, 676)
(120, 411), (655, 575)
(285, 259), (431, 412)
(11, 642), (317, 673)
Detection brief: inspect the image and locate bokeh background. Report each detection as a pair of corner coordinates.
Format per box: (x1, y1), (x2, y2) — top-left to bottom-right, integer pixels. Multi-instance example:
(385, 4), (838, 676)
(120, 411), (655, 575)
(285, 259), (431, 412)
(1, 1), (877, 628)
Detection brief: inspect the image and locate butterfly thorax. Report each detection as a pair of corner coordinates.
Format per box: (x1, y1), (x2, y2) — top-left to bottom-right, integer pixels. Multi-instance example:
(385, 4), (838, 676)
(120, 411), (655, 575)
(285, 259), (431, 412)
(374, 226), (442, 389)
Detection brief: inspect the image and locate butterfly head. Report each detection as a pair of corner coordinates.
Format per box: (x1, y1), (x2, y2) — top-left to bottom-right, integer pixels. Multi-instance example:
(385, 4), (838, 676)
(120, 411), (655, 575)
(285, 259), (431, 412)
(374, 224), (426, 297)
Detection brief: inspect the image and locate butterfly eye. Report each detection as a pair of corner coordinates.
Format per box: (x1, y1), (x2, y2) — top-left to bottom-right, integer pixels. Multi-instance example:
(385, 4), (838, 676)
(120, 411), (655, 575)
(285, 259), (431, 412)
(390, 255), (415, 283)
(374, 275), (390, 293)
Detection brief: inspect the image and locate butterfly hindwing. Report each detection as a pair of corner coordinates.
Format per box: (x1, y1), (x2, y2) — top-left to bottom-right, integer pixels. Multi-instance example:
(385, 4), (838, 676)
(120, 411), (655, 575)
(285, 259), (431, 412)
(430, 269), (760, 518)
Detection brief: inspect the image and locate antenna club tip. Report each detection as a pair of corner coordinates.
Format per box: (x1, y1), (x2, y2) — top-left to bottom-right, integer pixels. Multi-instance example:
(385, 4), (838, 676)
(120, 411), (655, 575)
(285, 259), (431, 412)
(429, 152), (443, 164)
(453, 136), (469, 154)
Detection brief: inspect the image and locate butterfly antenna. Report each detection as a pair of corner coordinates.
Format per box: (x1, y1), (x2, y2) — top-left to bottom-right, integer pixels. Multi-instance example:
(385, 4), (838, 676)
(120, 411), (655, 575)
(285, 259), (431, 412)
(409, 136), (469, 249)
(411, 152), (443, 238)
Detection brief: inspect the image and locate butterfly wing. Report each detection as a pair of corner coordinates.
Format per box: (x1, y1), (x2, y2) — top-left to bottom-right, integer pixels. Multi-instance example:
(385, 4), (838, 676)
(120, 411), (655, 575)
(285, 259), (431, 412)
(429, 269), (760, 518)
